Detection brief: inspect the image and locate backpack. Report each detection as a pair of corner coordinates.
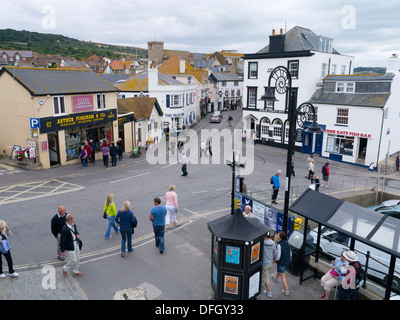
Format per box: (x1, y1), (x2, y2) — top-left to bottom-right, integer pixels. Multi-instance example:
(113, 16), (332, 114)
(270, 176), (274, 184)
(353, 261), (365, 286)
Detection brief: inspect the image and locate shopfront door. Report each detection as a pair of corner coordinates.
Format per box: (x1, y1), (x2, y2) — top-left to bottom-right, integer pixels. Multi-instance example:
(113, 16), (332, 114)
(357, 138), (368, 164)
(48, 133), (60, 167)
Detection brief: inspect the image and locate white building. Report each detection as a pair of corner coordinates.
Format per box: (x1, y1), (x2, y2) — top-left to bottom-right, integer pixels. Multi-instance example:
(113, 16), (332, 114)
(242, 26), (354, 151)
(208, 72), (243, 111)
(116, 65), (197, 131)
(310, 55), (400, 167)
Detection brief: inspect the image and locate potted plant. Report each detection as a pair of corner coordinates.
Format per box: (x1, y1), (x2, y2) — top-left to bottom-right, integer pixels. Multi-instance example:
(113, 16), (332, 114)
(15, 149), (25, 161)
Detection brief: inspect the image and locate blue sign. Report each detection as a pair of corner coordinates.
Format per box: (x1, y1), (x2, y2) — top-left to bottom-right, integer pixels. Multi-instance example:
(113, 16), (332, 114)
(30, 118), (40, 129)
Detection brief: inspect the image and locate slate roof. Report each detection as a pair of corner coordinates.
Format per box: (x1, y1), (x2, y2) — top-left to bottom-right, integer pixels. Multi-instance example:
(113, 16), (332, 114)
(117, 97), (163, 121)
(309, 88), (391, 108)
(324, 74), (395, 81)
(0, 67), (118, 96)
(257, 26), (340, 54)
(209, 72), (242, 82)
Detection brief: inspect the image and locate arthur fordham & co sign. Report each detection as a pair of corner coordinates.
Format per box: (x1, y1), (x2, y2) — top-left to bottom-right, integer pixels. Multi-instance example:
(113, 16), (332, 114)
(39, 109), (117, 133)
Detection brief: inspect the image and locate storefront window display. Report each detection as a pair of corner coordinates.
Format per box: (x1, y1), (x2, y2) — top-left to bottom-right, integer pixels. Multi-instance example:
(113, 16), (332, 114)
(326, 134), (354, 156)
(65, 123), (113, 161)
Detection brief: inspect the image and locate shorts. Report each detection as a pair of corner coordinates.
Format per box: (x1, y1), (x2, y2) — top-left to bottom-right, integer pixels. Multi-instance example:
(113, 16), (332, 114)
(277, 264), (287, 274)
(262, 265), (272, 284)
(322, 175), (329, 181)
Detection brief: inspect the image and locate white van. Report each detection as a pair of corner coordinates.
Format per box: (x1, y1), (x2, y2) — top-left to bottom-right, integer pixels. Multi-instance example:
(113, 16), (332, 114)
(310, 227), (400, 290)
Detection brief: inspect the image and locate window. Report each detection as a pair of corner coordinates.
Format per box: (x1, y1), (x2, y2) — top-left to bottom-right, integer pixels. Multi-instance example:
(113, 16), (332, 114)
(234, 81), (238, 86)
(321, 63), (328, 78)
(248, 62), (258, 79)
(247, 87), (257, 108)
(171, 94), (181, 107)
(288, 60), (299, 79)
(53, 96), (66, 115)
(336, 82), (355, 93)
(341, 65), (346, 75)
(326, 134), (354, 156)
(331, 64), (337, 75)
(336, 108), (349, 125)
(221, 81), (227, 87)
(97, 93), (106, 110)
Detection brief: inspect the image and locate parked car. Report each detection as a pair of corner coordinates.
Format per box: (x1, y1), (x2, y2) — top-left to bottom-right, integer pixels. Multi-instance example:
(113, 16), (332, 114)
(367, 200), (400, 220)
(310, 226), (400, 290)
(210, 114), (221, 123)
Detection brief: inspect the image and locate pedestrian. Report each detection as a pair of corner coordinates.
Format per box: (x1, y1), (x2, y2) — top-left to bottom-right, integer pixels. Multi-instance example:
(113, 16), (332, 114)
(272, 231), (292, 296)
(181, 152), (188, 176)
(306, 155), (313, 178)
(60, 214), (83, 277)
(84, 141), (93, 164)
(313, 174), (320, 192)
(200, 140), (207, 157)
(149, 197), (167, 254)
(337, 251), (364, 300)
(321, 162), (330, 188)
(242, 130), (247, 143)
(262, 231), (277, 298)
(117, 138), (124, 161)
(51, 205), (67, 261)
(291, 159), (295, 177)
(228, 115), (233, 127)
(242, 205), (253, 218)
(89, 139), (96, 165)
(115, 201), (136, 257)
(252, 131), (257, 145)
(271, 170), (281, 205)
(0, 220), (19, 278)
(308, 159), (315, 182)
(319, 251), (349, 300)
(79, 145), (87, 169)
(109, 142), (118, 167)
(207, 137), (212, 156)
(165, 185), (178, 230)
(104, 194), (119, 240)
(101, 142), (109, 168)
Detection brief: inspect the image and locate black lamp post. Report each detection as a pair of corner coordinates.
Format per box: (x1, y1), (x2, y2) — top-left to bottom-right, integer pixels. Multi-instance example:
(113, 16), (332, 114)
(259, 66), (322, 233)
(226, 150), (245, 215)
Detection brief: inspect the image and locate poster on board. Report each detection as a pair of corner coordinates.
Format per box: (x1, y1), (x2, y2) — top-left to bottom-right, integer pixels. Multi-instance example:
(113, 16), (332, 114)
(224, 275), (238, 295)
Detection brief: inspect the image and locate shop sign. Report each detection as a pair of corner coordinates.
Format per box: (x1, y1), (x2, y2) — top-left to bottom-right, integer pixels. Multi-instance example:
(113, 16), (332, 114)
(72, 95), (94, 112)
(324, 128), (372, 138)
(118, 114), (135, 125)
(39, 109), (117, 134)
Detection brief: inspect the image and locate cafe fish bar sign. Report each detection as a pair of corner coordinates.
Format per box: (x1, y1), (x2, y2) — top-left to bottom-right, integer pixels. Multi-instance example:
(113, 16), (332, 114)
(39, 109), (117, 133)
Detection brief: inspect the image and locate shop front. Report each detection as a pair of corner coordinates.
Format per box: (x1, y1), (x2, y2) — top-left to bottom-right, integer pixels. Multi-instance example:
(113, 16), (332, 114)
(39, 109), (117, 166)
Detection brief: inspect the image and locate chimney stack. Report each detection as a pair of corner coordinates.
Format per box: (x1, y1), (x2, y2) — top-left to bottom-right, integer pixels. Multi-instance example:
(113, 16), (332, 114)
(386, 54), (400, 75)
(269, 28), (285, 53)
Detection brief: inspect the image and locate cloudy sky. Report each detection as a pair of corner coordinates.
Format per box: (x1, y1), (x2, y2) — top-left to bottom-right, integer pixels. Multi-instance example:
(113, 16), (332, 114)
(1, 0), (399, 67)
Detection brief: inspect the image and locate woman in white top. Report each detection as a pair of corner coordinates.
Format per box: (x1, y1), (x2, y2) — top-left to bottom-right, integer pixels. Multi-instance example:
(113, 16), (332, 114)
(165, 185), (178, 229)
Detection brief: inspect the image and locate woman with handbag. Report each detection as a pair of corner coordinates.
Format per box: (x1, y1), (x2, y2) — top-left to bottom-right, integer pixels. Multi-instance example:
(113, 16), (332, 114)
(104, 194), (119, 240)
(0, 220), (18, 278)
(165, 185), (178, 230)
(319, 251), (349, 300)
(115, 201), (137, 257)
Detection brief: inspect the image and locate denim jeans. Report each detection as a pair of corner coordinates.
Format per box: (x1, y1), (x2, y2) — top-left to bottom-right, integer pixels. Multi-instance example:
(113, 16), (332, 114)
(153, 225), (165, 252)
(120, 229), (132, 254)
(105, 216), (119, 239)
(103, 155), (109, 167)
(81, 158), (86, 168)
(111, 156), (117, 167)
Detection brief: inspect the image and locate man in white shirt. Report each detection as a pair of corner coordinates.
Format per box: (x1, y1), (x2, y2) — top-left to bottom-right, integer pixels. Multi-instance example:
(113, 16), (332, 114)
(180, 152), (188, 176)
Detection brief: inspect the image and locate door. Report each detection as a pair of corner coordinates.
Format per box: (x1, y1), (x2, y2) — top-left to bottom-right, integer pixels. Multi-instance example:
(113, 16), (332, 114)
(357, 138), (368, 164)
(48, 133), (60, 166)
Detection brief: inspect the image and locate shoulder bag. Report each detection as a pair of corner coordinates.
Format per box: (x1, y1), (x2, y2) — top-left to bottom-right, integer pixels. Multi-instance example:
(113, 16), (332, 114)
(69, 226), (83, 250)
(103, 205), (108, 219)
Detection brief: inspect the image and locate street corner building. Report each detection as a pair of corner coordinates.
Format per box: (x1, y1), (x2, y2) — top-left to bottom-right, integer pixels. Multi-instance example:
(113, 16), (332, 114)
(0, 66), (119, 169)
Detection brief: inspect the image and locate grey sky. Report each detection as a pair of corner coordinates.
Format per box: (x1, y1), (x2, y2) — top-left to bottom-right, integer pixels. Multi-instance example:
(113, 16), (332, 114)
(1, 0), (399, 67)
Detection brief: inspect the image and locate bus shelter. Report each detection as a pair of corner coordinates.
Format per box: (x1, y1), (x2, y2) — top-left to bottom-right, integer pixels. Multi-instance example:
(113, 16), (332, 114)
(289, 188), (400, 300)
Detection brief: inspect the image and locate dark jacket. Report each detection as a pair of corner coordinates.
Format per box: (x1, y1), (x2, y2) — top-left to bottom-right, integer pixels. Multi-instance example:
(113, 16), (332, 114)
(60, 223), (79, 252)
(277, 239), (291, 267)
(109, 145), (118, 157)
(51, 213), (67, 238)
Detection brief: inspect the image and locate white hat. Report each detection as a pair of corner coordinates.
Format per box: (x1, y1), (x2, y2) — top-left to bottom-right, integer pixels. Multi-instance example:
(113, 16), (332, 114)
(343, 250), (358, 262)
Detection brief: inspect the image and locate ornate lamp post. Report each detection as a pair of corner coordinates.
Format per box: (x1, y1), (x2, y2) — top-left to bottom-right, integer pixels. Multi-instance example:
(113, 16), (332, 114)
(259, 66), (322, 233)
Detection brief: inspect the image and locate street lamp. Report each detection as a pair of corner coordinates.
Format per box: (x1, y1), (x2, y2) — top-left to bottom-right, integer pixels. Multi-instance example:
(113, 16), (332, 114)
(226, 150), (245, 215)
(259, 66), (322, 233)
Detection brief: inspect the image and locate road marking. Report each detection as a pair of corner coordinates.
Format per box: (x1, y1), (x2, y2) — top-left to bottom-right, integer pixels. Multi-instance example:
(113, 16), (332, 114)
(109, 171), (150, 184)
(192, 190), (207, 194)
(0, 179), (84, 206)
(161, 162), (177, 169)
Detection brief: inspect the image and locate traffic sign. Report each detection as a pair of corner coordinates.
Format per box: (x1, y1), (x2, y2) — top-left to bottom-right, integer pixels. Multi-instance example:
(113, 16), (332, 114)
(30, 118), (40, 129)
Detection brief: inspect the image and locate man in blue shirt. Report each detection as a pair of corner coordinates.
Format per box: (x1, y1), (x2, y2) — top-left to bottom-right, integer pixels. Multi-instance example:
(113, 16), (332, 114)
(149, 197), (167, 254)
(272, 170), (281, 205)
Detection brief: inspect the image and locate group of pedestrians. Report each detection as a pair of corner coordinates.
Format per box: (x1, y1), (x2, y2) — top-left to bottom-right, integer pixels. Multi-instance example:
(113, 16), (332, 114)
(100, 140), (121, 168)
(262, 230), (292, 298)
(306, 155), (330, 190)
(78, 140), (96, 169)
